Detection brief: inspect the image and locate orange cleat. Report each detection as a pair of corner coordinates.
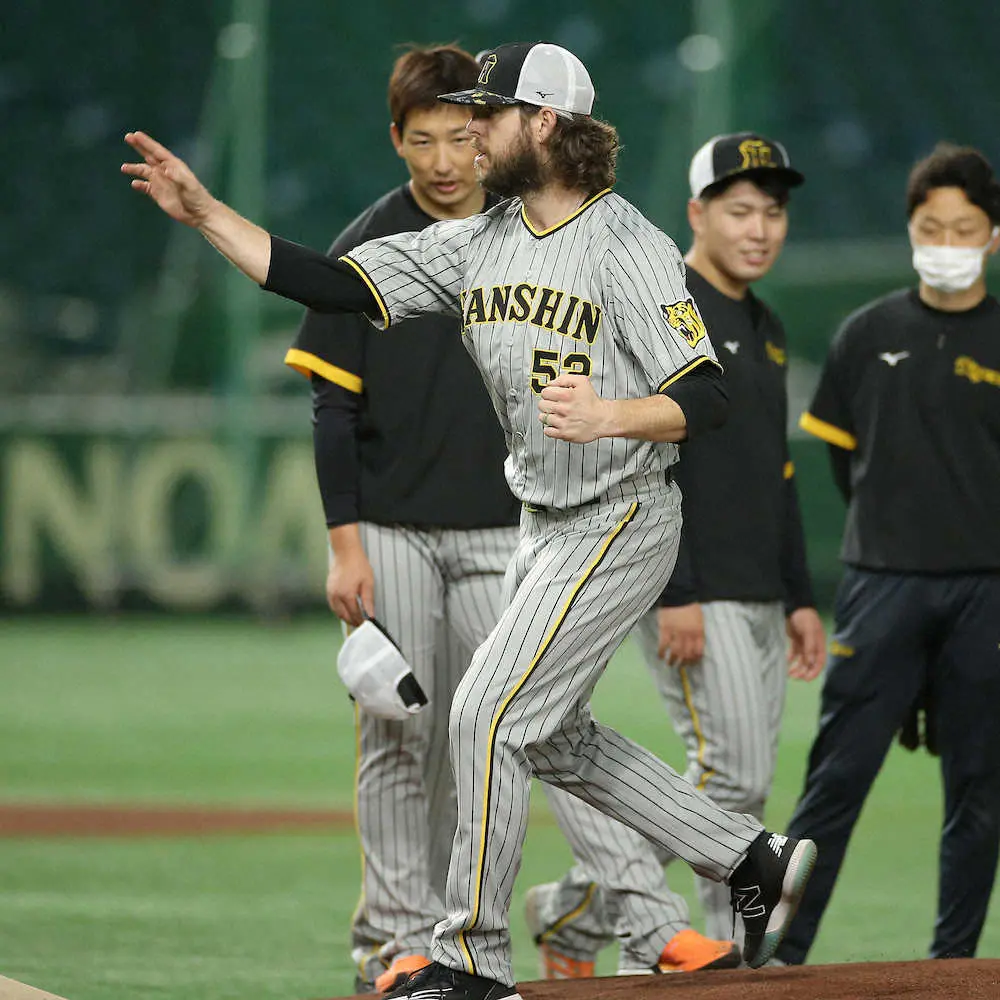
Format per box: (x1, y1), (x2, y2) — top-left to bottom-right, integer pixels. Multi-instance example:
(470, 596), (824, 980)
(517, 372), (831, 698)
(374, 954), (431, 994)
(537, 946), (596, 980)
(655, 929), (741, 973)
(524, 884), (597, 979)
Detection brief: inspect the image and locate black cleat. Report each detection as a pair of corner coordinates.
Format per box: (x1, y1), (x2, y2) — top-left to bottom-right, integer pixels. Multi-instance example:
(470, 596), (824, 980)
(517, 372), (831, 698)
(382, 961), (521, 1000)
(729, 831), (817, 969)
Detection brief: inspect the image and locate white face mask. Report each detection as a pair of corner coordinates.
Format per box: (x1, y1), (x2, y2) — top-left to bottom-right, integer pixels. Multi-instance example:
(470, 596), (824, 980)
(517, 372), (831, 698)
(911, 226), (999, 294)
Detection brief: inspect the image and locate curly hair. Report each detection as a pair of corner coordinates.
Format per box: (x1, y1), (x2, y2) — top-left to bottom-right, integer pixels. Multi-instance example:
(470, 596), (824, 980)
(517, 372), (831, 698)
(906, 142), (1000, 224)
(520, 108), (620, 194)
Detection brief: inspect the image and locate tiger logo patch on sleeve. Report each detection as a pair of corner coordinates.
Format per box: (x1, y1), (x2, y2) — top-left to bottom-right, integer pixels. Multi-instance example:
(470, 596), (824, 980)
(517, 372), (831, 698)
(660, 298), (707, 348)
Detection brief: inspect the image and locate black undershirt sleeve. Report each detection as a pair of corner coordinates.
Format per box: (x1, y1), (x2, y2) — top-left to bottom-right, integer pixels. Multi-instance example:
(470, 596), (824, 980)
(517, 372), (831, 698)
(657, 523), (698, 606)
(264, 236), (380, 316)
(827, 443), (853, 503)
(311, 373), (361, 527)
(654, 360), (725, 605)
(662, 361), (729, 439)
(780, 475), (816, 612)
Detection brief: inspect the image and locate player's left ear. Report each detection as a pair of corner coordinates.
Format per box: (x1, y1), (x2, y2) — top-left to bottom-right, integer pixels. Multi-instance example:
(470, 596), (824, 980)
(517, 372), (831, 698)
(687, 197), (705, 236)
(987, 224), (1000, 256)
(533, 107), (559, 143)
(390, 122), (405, 157)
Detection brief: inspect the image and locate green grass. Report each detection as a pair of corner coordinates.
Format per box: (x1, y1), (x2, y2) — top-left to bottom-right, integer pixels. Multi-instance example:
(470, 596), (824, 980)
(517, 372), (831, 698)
(3, 617), (344, 805)
(1, 616), (998, 998)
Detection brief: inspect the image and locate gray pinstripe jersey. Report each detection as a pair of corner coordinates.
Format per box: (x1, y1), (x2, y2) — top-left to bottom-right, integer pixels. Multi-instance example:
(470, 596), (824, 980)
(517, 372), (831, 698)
(343, 190), (720, 510)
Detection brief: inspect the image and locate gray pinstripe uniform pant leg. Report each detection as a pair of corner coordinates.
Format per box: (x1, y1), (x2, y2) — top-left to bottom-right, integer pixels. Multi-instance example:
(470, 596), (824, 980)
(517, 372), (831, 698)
(349, 523), (519, 985)
(429, 479), (762, 985)
(535, 600), (787, 964)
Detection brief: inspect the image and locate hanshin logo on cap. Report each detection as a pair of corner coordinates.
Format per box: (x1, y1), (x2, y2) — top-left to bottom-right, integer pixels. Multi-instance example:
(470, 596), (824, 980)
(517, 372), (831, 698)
(689, 131), (805, 198)
(439, 41), (595, 117)
(477, 53), (498, 86)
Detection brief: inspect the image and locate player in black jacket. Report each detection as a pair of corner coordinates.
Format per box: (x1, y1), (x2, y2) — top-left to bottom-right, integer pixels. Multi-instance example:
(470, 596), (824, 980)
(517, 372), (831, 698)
(525, 132), (826, 972)
(285, 46), (520, 994)
(776, 143), (1000, 964)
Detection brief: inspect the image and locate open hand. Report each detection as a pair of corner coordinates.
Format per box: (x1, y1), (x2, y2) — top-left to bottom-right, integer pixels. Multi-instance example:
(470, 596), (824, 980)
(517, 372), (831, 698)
(538, 374), (610, 443)
(121, 131), (215, 227)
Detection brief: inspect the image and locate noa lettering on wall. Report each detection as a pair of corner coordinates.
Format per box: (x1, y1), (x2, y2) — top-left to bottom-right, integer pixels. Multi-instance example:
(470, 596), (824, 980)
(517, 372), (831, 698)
(1, 435), (326, 610)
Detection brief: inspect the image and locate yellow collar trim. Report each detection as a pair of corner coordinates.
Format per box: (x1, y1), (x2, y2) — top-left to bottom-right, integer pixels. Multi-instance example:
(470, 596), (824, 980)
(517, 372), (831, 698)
(520, 188), (612, 238)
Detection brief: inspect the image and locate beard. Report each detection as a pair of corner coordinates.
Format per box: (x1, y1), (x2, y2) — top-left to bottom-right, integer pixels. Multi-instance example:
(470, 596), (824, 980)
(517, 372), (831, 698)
(480, 126), (547, 199)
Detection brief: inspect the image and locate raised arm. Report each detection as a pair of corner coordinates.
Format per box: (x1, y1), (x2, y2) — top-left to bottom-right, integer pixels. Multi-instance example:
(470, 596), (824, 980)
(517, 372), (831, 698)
(122, 131), (271, 283)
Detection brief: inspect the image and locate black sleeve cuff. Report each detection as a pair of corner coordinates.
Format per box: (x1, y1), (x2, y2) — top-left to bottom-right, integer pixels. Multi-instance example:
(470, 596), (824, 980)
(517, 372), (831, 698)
(657, 520), (697, 606)
(264, 236), (379, 315)
(658, 576), (698, 607)
(661, 359), (728, 439)
(312, 374), (361, 527)
(781, 474), (816, 612)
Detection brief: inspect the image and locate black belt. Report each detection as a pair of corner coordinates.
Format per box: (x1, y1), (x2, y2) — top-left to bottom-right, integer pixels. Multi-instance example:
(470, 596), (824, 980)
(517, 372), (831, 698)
(522, 468), (673, 515)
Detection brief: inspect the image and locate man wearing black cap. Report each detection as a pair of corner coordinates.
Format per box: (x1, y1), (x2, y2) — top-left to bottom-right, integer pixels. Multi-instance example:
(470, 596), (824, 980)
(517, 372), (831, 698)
(524, 131), (826, 974)
(123, 46), (818, 1000)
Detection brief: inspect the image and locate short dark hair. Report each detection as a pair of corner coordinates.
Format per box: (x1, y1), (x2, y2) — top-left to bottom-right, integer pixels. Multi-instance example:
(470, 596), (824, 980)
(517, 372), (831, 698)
(519, 107), (619, 195)
(388, 44), (480, 133)
(700, 172), (792, 207)
(906, 142), (1000, 224)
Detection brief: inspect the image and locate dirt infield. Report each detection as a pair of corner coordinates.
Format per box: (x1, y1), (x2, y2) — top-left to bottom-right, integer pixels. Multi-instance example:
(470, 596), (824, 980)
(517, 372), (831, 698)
(340, 960), (1000, 1000)
(0, 802), (353, 837)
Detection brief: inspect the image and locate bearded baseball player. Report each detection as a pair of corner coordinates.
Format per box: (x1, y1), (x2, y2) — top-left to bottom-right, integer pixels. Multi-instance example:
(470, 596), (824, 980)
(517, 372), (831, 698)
(523, 132), (827, 976)
(123, 40), (818, 1000)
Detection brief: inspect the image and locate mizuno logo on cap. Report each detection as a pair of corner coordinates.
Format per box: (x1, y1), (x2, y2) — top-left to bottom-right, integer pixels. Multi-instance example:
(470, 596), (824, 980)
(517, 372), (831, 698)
(477, 54), (497, 86)
(879, 351), (910, 366)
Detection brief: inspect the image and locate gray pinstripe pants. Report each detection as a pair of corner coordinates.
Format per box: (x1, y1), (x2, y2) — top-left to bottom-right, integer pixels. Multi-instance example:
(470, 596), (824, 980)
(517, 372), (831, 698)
(349, 522), (519, 985)
(429, 479), (762, 984)
(536, 600), (787, 965)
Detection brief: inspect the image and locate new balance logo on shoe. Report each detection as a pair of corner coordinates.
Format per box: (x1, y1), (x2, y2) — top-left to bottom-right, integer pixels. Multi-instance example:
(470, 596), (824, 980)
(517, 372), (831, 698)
(732, 884), (766, 918)
(768, 833), (788, 856)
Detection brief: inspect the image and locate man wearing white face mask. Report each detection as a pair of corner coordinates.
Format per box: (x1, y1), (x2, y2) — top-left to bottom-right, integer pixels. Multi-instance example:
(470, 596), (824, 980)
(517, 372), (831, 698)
(911, 218), (1000, 298)
(777, 142), (1000, 964)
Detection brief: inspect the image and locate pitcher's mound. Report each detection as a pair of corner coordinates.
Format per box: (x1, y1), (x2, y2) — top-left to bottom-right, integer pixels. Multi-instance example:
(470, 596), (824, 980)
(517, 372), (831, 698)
(520, 960), (1000, 1000)
(343, 959), (1000, 1000)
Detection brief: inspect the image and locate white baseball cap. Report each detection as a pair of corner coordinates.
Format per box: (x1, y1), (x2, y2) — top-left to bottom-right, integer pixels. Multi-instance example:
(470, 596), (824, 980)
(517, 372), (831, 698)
(439, 41), (595, 117)
(689, 131), (804, 199)
(337, 618), (428, 721)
